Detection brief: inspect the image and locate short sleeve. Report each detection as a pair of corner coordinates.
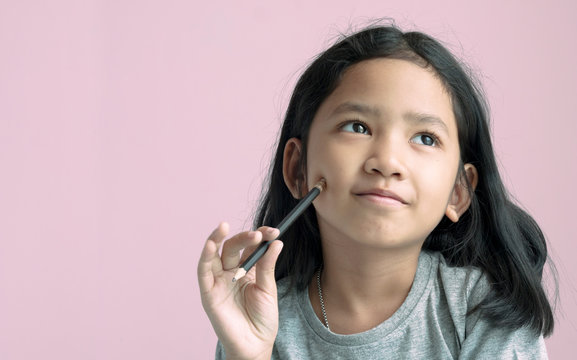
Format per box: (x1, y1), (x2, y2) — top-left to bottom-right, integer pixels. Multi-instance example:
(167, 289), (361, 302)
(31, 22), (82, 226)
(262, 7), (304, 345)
(459, 315), (548, 359)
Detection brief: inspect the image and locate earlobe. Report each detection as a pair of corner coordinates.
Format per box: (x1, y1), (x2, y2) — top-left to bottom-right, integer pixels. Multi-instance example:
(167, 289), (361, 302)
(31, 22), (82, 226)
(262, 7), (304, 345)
(445, 207), (460, 223)
(283, 138), (304, 199)
(445, 163), (478, 223)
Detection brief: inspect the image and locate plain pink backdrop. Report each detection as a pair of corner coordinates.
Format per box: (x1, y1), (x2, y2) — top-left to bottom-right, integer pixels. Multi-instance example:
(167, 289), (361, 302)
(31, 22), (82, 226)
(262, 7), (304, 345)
(1, 0), (575, 359)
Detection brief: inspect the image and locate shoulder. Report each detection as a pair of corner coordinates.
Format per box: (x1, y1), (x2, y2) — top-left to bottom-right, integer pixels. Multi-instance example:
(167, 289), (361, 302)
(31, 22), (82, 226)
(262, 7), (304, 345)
(275, 276), (302, 318)
(416, 251), (489, 346)
(426, 252), (547, 359)
(428, 251), (488, 312)
(276, 276), (297, 300)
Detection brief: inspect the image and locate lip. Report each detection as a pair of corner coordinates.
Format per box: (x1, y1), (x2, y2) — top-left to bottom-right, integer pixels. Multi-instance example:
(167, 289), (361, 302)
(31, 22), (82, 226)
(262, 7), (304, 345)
(354, 188), (408, 205)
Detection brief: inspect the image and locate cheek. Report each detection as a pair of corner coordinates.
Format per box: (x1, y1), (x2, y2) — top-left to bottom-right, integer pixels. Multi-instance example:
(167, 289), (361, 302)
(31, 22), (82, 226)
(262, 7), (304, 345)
(307, 142), (354, 189)
(417, 160), (459, 205)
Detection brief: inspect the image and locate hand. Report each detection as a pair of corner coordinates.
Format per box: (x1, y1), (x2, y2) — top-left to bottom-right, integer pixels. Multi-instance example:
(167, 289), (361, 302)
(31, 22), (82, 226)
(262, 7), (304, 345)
(198, 222), (283, 360)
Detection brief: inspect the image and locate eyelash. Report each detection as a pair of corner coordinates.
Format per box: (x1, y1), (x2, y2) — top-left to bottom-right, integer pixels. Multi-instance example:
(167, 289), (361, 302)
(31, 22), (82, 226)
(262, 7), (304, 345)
(339, 119), (442, 147)
(339, 119), (371, 134)
(411, 131), (442, 147)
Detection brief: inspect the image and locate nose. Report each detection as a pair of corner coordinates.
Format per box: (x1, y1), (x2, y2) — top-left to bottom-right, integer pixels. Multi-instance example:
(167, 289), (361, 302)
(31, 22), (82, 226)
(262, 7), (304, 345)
(363, 136), (407, 179)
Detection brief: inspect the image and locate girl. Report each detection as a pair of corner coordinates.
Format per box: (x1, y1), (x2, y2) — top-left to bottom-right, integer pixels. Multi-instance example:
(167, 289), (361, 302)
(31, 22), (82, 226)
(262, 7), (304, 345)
(198, 24), (555, 359)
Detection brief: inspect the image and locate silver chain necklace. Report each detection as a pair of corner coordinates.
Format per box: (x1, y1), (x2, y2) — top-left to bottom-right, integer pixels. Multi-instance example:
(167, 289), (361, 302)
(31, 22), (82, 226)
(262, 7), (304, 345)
(316, 268), (330, 331)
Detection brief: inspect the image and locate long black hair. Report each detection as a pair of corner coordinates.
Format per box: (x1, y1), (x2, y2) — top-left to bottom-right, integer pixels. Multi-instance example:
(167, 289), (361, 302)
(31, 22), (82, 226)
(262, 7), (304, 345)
(253, 24), (554, 336)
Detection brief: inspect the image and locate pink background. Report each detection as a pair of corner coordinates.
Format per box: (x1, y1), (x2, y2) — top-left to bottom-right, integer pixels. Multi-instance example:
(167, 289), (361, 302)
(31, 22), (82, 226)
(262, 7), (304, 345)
(1, 0), (575, 359)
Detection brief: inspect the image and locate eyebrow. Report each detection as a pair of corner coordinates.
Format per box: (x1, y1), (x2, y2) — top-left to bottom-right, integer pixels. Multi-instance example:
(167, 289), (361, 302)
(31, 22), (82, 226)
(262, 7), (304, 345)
(403, 112), (450, 135)
(330, 102), (381, 117)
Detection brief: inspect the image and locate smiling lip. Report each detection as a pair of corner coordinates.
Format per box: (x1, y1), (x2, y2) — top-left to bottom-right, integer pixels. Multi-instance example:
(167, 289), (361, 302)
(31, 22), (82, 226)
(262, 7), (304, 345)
(355, 189), (408, 206)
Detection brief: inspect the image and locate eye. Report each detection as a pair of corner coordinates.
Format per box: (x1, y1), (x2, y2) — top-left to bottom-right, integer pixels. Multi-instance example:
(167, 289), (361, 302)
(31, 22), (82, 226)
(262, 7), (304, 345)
(341, 121), (370, 135)
(411, 133), (438, 146)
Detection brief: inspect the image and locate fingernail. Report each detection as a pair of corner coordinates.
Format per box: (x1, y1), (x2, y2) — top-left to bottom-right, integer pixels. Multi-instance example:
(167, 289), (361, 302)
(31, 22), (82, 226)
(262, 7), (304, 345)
(266, 227), (278, 235)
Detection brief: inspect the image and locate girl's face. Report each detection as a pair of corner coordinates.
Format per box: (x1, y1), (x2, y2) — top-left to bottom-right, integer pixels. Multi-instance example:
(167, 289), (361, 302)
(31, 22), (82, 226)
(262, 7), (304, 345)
(305, 58), (463, 251)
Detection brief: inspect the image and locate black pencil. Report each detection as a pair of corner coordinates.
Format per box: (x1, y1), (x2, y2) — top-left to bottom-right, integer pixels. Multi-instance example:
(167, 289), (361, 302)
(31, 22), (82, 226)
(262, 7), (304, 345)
(232, 178), (326, 282)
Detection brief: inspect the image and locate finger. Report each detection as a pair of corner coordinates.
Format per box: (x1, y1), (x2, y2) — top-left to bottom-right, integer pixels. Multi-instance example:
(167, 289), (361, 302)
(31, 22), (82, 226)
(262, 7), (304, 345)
(197, 222), (229, 293)
(259, 226), (280, 241)
(255, 240), (284, 294)
(221, 230), (263, 270)
(239, 226), (280, 264)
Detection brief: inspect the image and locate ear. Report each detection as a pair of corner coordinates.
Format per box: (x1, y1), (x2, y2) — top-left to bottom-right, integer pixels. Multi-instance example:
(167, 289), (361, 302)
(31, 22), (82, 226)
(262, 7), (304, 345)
(283, 138), (305, 199)
(445, 163), (478, 222)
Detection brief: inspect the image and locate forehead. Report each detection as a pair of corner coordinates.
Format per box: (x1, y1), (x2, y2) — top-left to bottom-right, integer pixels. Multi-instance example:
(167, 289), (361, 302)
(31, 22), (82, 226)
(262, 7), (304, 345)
(315, 58), (457, 133)
(334, 58), (450, 99)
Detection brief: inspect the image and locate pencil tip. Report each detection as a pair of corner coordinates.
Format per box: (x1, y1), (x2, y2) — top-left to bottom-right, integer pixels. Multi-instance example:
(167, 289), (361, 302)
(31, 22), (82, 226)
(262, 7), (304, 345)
(315, 178), (327, 192)
(232, 268), (247, 282)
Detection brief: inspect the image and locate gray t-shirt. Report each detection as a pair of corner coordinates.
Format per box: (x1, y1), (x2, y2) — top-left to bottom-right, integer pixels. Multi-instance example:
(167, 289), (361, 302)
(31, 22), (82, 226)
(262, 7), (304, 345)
(216, 251), (547, 359)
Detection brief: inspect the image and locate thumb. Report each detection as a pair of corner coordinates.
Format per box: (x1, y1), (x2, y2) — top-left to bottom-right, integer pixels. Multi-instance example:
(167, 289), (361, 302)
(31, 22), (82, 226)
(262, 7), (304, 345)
(255, 240), (284, 294)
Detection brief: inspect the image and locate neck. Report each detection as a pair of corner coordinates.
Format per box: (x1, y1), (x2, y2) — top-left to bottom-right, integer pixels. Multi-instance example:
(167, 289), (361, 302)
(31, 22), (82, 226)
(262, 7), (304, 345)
(309, 229), (423, 334)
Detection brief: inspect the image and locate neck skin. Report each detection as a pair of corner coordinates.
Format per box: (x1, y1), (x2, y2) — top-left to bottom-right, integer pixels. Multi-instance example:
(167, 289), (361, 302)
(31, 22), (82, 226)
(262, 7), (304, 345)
(309, 223), (424, 335)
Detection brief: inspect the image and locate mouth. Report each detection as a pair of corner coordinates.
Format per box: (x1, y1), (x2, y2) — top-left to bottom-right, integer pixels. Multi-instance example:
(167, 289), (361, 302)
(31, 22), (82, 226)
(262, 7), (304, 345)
(354, 189), (408, 206)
